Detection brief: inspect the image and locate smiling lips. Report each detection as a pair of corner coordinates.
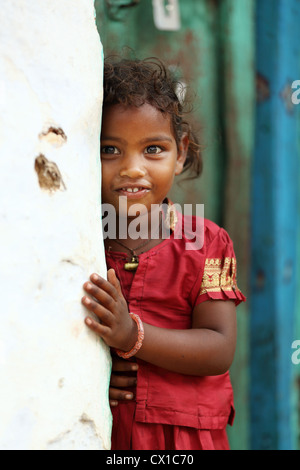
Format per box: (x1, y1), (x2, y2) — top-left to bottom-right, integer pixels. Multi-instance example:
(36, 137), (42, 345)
(116, 186), (151, 198)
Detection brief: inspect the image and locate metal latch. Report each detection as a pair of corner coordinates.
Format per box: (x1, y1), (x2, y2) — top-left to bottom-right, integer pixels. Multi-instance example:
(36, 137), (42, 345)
(152, 0), (181, 31)
(105, 0), (140, 21)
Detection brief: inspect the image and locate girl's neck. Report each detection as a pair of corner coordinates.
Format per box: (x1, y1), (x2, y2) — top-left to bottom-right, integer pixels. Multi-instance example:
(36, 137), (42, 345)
(104, 206), (167, 253)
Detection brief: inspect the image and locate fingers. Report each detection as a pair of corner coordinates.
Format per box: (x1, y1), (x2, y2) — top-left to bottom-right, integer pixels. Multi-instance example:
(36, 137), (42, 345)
(112, 356), (138, 373)
(82, 296), (114, 327)
(89, 272), (121, 301)
(83, 275), (117, 309)
(82, 270), (124, 312)
(110, 374), (137, 388)
(82, 272), (118, 324)
(109, 387), (135, 407)
(109, 356), (138, 407)
(85, 315), (110, 336)
(107, 269), (123, 297)
(81, 271), (127, 347)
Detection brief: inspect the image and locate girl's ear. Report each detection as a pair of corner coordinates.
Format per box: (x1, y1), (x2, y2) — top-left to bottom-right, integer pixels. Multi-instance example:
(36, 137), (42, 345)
(175, 133), (189, 176)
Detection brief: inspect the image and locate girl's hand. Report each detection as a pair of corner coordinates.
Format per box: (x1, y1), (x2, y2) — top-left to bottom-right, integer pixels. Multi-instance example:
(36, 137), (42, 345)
(109, 355), (138, 407)
(82, 269), (138, 352)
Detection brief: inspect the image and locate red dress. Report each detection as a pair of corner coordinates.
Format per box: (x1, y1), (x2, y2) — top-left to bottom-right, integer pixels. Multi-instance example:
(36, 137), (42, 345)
(106, 207), (245, 450)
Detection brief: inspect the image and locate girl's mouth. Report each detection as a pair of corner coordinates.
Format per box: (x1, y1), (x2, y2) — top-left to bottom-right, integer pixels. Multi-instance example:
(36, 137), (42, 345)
(116, 187), (150, 199)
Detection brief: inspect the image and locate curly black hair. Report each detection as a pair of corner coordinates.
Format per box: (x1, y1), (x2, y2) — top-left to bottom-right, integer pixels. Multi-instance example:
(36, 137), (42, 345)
(103, 57), (202, 179)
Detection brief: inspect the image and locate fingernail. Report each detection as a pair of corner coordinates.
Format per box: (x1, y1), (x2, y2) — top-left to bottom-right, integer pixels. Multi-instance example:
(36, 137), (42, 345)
(132, 364), (138, 371)
(125, 393), (133, 400)
(91, 274), (99, 281)
(85, 317), (92, 325)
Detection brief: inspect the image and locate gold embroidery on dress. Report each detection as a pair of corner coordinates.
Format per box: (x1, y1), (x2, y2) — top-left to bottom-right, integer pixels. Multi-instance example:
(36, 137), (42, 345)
(200, 257), (238, 295)
(164, 201), (178, 232)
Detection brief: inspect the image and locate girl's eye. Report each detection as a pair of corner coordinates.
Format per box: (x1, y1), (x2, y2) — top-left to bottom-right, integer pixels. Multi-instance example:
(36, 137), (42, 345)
(145, 145), (162, 155)
(101, 146), (119, 155)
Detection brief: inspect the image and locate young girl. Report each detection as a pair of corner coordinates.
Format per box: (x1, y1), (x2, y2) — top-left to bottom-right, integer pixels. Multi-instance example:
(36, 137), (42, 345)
(81, 58), (246, 451)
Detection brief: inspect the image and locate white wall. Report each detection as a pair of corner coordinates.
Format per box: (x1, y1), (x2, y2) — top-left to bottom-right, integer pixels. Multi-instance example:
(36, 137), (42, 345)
(0, 0), (112, 450)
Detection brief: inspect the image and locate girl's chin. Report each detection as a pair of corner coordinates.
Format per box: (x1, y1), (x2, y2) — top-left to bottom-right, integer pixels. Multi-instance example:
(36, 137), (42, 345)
(117, 197), (150, 217)
(117, 208), (150, 220)
(102, 195), (166, 220)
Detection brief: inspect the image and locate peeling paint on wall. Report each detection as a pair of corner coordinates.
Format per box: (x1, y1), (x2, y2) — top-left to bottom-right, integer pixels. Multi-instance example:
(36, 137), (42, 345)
(35, 154), (66, 192)
(0, 0), (111, 450)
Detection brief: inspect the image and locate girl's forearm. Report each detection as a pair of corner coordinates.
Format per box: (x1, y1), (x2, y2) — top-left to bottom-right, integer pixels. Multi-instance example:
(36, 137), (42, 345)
(82, 273), (237, 376)
(134, 323), (235, 376)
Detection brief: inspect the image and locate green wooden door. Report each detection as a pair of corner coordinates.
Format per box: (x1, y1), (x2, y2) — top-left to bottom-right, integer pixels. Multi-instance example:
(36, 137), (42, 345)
(95, 0), (254, 450)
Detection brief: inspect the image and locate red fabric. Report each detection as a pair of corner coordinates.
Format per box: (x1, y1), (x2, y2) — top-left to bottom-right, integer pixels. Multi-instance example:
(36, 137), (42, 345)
(106, 214), (245, 450)
(111, 402), (230, 451)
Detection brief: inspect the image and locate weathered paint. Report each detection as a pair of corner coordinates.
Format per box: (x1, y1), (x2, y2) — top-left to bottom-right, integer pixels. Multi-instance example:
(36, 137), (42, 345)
(219, 0), (255, 451)
(95, 0), (252, 449)
(0, 0), (111, 450)
(251, 0), (300, 450)
(294, 94), (300, 450)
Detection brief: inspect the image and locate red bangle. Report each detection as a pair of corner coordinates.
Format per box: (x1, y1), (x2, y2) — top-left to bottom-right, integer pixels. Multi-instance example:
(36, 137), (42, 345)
(115, 313), (144, 359)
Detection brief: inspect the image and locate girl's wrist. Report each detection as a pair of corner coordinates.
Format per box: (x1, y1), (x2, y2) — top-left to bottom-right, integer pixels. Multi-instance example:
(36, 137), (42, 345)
(125, 314), (139, 351)
(116, 313), (144, 359)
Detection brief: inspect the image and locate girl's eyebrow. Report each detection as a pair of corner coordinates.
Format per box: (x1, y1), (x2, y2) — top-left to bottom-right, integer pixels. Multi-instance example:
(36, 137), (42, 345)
(101, 135), (173, 144)
(101, 136), (125, 142)
(139, 136), (173, 144)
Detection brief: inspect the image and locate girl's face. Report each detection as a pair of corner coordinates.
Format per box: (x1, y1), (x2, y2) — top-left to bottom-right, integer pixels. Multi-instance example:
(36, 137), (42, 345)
(100, 103), (187, 218)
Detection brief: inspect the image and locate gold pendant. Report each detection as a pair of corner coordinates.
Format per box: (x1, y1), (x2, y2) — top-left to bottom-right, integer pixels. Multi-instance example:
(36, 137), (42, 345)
(124, 256), (139, 271)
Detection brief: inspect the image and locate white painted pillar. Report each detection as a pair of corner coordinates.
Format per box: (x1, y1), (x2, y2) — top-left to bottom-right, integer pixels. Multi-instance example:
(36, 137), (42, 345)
(0, 1), (111, 450)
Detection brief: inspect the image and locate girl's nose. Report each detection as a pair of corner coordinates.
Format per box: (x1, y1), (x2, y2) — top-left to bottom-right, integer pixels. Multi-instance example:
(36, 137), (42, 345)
(119, 155), (146, 179)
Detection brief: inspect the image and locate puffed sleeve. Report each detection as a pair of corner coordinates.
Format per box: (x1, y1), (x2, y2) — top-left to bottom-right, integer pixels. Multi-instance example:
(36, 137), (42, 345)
(195, 227), (246, 307)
